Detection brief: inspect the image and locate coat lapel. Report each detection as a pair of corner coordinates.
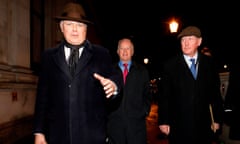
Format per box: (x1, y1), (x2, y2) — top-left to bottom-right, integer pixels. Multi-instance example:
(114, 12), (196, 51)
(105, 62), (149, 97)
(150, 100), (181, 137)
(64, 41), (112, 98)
(75, 41), (93, 76)
(53, 44), (72, 79)
(179, 55), (196, 80)
(52, 41), (93, 78)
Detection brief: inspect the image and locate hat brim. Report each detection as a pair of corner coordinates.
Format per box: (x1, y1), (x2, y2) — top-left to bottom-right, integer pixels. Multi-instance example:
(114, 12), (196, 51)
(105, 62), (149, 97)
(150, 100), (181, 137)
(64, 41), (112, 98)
(54, 16), (93, 25)
(177, 33), (201, 39)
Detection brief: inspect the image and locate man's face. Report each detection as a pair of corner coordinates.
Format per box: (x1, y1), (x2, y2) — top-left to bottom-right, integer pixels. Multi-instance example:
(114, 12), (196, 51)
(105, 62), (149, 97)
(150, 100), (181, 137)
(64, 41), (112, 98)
(60, 20), (87, 45)
(180, 35), (202, 57)
(117, 39), (134, 63)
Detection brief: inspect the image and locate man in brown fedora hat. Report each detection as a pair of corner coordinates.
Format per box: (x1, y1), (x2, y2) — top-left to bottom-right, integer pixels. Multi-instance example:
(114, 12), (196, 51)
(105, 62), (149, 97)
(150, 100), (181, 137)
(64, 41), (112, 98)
(33, 2), (122, 144)
(158, 25), (224, 144)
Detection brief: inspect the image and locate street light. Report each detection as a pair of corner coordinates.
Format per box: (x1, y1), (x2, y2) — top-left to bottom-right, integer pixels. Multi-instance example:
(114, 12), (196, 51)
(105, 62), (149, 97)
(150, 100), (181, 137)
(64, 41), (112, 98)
(144, 58), (149, 64)
(169, 19), (179, 33)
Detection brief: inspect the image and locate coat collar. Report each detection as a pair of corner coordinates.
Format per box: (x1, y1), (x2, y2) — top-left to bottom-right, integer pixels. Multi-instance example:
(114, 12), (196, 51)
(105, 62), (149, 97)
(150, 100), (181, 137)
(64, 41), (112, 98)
(53, 40), (93, 79)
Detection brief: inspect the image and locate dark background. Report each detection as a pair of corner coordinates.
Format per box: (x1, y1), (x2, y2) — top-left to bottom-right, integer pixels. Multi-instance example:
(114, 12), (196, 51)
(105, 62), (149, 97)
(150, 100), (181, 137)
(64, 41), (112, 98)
(79, 0), (238, 78)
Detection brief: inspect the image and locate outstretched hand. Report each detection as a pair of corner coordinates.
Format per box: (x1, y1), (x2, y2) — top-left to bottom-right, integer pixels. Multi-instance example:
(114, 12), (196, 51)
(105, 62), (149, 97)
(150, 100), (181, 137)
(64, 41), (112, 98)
(94, 73), (117, 98)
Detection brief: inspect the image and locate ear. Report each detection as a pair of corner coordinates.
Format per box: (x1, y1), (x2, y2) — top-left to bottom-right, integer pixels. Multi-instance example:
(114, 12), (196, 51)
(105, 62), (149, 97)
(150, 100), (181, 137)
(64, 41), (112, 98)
(198, 37), (202, 46)
(59, 21), (64, 32)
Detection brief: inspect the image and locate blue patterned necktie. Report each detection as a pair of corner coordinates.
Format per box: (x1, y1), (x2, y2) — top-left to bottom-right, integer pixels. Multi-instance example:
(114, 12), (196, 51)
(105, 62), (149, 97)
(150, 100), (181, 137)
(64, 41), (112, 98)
(190, 58), (197, 79)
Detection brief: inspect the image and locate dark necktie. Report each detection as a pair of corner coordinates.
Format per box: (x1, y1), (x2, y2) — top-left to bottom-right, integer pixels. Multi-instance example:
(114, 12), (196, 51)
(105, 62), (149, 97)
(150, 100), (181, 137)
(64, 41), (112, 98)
(65, 40), (85, 76)
(123, 63), (128, 84)
(69, 47), (79, 76)
(190, 58), (197, 79)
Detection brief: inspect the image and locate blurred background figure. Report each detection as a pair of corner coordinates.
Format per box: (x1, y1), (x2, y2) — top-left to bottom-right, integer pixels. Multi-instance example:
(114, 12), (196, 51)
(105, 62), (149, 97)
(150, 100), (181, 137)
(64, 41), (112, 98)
(201, 47), (212, 56)
(224, 62), (240, 144)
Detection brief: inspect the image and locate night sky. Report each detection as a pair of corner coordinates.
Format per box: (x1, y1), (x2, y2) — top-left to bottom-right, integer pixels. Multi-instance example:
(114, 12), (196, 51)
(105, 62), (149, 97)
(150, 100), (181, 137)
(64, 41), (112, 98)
(80, 0), (238, 78)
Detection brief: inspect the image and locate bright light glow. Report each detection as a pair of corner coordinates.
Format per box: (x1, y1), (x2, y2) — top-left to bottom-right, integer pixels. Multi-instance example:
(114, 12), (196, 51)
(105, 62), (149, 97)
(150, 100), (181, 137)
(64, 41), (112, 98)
(169, 20), (179, 33)
(224, 64), (227, 69)
(144, 58), (149, 64)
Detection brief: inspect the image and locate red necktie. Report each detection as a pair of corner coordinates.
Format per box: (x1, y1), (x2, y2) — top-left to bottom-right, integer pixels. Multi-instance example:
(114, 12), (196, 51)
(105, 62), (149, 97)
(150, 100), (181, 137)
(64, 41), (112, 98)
(123, 63), (128, 84)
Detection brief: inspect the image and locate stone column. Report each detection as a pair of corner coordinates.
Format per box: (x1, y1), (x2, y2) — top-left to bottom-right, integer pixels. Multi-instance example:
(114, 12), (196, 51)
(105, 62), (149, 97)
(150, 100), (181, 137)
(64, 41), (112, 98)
(0, 0), (38, 143)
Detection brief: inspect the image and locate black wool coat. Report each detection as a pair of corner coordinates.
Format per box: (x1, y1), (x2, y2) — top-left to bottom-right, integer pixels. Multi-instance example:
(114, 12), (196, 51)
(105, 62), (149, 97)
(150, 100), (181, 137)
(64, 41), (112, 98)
(107, 62), (152, 144)
(158, 52), (224, 144)
(33, 40), (122, 144)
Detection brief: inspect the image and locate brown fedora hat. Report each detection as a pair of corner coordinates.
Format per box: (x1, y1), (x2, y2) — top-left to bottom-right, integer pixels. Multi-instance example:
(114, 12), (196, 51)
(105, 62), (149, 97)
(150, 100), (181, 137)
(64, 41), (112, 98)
(54, 2), (93, 25)
(177, 26), (201, 39)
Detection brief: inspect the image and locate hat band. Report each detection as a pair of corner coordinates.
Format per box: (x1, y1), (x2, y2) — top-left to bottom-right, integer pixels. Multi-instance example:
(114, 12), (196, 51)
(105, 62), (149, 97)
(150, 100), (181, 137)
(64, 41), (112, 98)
(62, 12), (86, 20)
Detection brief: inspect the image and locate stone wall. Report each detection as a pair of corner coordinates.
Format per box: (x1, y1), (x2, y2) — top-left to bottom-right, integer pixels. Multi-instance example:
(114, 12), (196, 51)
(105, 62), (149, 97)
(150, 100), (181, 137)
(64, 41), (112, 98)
(0, 0), (38, 143)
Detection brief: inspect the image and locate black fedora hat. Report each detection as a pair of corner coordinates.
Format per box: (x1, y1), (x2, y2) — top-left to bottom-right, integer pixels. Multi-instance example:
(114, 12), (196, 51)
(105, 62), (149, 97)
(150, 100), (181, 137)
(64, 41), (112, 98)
(54, 2), (93, 25)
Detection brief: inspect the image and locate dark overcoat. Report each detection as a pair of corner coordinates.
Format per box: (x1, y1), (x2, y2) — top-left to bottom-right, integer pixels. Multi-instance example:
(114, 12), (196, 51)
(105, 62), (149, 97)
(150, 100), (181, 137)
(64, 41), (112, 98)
(158, 52), (224, 144)
(33, 40), (122, 144)
(107, 62), (152, 144)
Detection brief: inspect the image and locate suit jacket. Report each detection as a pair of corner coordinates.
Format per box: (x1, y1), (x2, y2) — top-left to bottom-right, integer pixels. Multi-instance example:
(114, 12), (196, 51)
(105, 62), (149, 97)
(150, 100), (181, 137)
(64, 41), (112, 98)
(33, 40), (122, 144)
(158, 52), (224, 144)
(107, 61), (152, 144)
